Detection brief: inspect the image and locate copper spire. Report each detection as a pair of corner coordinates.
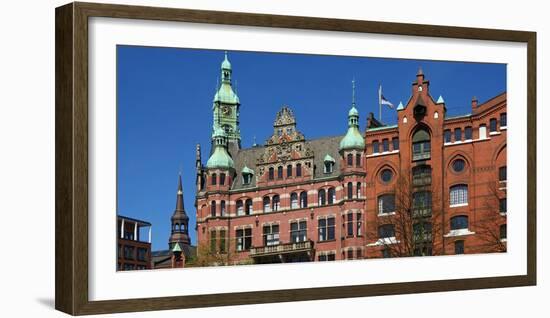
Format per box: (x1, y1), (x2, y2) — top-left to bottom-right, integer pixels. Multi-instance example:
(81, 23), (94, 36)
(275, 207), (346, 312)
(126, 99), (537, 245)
(175, 173), (184, 212)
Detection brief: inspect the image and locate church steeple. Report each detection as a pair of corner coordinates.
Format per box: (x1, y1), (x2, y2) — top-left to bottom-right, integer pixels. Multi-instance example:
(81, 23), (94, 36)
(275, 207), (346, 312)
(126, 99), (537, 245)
(212, 51), (241, 150)
(169, 174), (190, 248)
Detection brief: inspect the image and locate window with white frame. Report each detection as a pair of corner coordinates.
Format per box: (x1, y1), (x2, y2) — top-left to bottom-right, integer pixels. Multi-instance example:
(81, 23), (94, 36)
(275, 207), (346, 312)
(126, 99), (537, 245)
(318, 216), (335, 241)
(450, 184), (468, 206)
(290, 220), (307, 243)
(263, 224), (280, 246)
(290, 192), (298, 209)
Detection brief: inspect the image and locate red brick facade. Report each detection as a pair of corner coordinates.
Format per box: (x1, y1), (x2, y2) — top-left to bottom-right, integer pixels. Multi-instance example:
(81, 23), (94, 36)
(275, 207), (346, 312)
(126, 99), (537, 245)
(195, 70), (507, 264)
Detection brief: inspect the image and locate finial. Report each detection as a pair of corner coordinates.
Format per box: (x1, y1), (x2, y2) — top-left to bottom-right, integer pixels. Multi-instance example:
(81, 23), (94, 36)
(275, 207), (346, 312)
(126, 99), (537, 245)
(351, 78), (356, 106)
(253, 135), (257, 147)
(224, 50), (228, 60)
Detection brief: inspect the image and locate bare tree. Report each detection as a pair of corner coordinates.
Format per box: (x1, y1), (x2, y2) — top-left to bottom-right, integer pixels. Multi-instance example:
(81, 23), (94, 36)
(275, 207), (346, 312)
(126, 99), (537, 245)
(367, 172), (444, 258)
(472, 181), (507, 253)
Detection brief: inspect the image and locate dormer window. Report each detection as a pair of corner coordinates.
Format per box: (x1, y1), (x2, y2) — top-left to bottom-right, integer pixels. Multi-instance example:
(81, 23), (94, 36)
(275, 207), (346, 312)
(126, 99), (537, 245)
(242, 173), (252, 185)
(324, 154), (335, 173)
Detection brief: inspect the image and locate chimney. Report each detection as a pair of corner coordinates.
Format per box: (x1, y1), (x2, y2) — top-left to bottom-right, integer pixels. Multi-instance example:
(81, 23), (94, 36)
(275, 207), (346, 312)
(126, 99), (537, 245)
(471, 96), (478, 109)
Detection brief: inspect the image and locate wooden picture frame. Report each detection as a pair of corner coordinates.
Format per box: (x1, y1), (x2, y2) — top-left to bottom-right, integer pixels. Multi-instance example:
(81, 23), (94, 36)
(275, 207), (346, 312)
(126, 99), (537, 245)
(55, 1), (537, 315)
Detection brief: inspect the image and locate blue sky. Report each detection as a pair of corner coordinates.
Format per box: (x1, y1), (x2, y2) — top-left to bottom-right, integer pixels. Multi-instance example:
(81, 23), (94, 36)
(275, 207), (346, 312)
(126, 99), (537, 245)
(117, 45), (506, 251)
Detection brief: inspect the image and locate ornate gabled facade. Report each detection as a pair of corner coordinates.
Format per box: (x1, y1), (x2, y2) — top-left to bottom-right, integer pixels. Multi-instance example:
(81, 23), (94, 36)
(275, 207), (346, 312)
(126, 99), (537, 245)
(192, 54), (507, 265)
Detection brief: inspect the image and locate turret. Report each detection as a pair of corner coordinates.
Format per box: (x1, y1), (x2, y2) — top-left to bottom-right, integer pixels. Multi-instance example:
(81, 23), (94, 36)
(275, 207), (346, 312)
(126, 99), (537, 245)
(169, 174), (191, 249)
(339, 80), (365, 153)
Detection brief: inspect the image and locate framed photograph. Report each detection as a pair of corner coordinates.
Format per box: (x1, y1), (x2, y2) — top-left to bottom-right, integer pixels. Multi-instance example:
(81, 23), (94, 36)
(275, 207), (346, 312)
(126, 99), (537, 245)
(55, 2), (537, 315)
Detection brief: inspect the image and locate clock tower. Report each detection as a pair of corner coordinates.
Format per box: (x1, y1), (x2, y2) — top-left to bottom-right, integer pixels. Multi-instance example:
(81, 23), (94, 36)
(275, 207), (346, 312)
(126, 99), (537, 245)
(212, 52), (241, 150)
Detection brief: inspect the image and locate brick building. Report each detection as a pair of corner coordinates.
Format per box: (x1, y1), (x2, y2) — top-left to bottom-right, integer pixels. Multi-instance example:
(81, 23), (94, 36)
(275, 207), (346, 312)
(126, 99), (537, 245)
(117, 215), (152, 270)
(193, 54), (507, 264)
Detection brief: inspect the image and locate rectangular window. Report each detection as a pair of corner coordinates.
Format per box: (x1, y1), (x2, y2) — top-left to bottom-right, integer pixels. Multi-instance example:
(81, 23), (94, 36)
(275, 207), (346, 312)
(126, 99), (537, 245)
(454, 240), (465, 254)
(356, 212), (363, 236)
(499, 166), (507, 181)
(412, 141), (430, 161)
(277, 166), (283, 179)
(318, 254), (327, 261)
(219, 229), (227, 253)
(413, 191), (432, 217)
(287, 165), (293, 177)
(268, 168), (274, 180)
(454, 128), (462, 142)
(378, 194), (396, 214)
(378, 224), (395, 238)
(444, 130), (451, 143)
(137, 248), (147, 261)
(372, 140), (379, 153)
(263, 224), (280, 246)
(499, 198), (507, 213)
(450, 185), (468, 206)
(319, 253), (336, 261)
(236, 228), (252, 251)
(219, 173), (225, 185)
(356, 153), (361, 166)
(490, 118), (498, 132)
(392, 137), (399, 151)
(500, 113), (507, 127)
(479, 125), (487, 139)
(356, 249), (363, 259)
(318, 217), (335, 241)
(123, 246), (134, 260)
(296, 164), (302, 177)
(500, 224), (507, 240)
(465, 126), (473, 140)
(346, 213), (354, 237)
(290, 220), (307, 243)
(347, 249), (354, 260)
(382, 139), (389, 152)
(210, 230), (217, 253)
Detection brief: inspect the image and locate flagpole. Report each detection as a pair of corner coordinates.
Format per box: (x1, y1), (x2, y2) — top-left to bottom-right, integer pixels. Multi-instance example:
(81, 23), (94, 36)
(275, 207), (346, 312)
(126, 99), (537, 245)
(379, 85), (382, 124)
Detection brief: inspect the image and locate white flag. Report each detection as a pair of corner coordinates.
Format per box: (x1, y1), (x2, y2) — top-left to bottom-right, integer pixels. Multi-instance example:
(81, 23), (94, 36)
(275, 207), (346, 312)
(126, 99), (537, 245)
(379, 85), (394, 109)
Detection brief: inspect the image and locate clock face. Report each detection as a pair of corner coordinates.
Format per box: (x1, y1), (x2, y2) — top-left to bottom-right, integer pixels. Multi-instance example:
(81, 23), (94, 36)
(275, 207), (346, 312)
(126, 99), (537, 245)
(221, 105), (231, 115)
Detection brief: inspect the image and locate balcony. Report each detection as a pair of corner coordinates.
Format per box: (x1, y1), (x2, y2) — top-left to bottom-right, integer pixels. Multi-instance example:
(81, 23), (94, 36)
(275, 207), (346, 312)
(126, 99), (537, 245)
(412, 152), (430, 161)
(249, 240), (314, 258)
(412, 207), (432, 218)
(412, 174), (432, 186)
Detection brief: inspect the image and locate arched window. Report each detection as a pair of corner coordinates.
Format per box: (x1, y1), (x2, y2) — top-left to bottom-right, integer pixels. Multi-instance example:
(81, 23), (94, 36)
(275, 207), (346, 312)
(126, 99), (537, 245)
(500, 113), (507, 127)
(272, 195), (280, 211)
(287, 165), (293, 177)
(356, 153), (361, 166)
(450, 215), (469, 230)
(290, 192), (298, 209)
(356, 182), (362, 198)
(299, 191), (308, 208)
(211, 173), (217, 185)
(277, 166), (283, 179)
(450, 184), (468, 206)
(220, 200), (226, 216)
(328, 187), (336, 204)
(245, 199), (253, 215)
(412, 128), (431, 161)
(211, 201), (216, 217)
(479, 124), (487, 139)
(347, 153), (353, 166)
(236, 200), (244, 216)
(263, 196), (271, 213)
(490, 118), (497, 132)
(268, 167), (274, 180)
(347, 182), (353, 199)
(296, 163), (302, 177)
(220, 173), (226, 185)
(318, 189), (326, 206)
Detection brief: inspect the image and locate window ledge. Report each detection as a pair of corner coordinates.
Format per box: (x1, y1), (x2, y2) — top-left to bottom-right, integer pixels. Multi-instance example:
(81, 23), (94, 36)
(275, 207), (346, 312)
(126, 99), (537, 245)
(378, 212), (396, 217)
(444, 140), (473, 147)
(501, 126), (507, 130)
(500, 238), (507, 243)
(317, 239), (336, 244)
(450, 203), (468, 208)
(500, 212), (507, 217)
(367, 237), (399, 246)
(367, 150), (399, 158)
(444, 229), (475, 237)
(489, 131), (501, 136)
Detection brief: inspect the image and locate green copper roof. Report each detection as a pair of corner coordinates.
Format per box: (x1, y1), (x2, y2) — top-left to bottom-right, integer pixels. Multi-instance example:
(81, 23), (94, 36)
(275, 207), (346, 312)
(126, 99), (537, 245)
(324, 154), (335, 162)
(214, 83), (239, 104)
(206, 146), (234, 169)
(242, 165), (254, 174)
(437, 95), (445, 104)
(396, 101), (405, 111)
(340, 105), (364, 151)
(221, 51), (231, 70)
(340, 126), (365, 150)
